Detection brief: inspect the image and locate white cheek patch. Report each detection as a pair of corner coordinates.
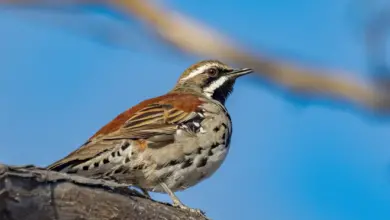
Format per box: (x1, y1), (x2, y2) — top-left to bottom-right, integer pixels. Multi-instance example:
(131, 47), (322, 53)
(203, 76), (228, 97)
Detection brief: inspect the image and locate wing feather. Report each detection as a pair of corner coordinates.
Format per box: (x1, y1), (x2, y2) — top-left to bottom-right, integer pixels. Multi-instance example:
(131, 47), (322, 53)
(47, 96), (202, 172)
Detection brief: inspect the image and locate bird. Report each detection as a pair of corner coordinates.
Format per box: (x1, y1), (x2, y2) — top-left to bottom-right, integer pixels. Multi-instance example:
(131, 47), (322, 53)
(47, 60), (252, 212)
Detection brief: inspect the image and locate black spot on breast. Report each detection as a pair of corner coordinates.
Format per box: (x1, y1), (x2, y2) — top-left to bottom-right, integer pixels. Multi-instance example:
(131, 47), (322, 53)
(121, 142), (130, 151)
(94, 162), (99, 167)
(103, 158), (109, 164)
(116, 151), (121, 156)
(196, 148), (202, 154)
(220, 123), (231, 147)
(181, 158), (193, 168)
(197, 158), (208, 168)
(213, 126), (220, 132)
(82, 166), (89, 171)
(125, 157), (130, 163)
(111, 152), (116, 157)
(211, 143), (220, 149)
(208, 149), (214, 156)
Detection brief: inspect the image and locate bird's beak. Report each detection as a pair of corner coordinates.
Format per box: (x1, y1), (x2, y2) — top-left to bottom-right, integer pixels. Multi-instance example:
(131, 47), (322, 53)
(227, 68), (253, 78)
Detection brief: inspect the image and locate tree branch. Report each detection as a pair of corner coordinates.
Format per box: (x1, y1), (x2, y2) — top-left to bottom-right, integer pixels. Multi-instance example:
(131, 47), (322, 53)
(2, 0), (390, 115)
(117, 0), (390, 114)
(0, 164), (208, 220)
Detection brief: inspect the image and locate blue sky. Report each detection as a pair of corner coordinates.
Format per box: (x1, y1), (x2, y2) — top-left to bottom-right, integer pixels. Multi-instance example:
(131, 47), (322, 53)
(1, 0), (390, 219)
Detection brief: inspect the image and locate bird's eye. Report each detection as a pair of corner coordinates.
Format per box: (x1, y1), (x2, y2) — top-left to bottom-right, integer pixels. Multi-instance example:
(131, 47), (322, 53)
(206, 68), (218, 76)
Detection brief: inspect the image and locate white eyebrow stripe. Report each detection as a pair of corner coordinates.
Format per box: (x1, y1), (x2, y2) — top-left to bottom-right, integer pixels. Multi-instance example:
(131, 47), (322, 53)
(180, 63), (215, 82)
(180, 65), (208, 81)
(203, 76), (228, 97)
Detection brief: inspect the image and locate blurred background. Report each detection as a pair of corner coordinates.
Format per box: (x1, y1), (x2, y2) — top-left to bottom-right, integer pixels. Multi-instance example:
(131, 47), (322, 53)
(1, 0), (390, 219)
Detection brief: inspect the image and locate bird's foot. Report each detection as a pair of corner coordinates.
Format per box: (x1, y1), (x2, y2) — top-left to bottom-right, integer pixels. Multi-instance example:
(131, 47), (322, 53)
(173, 203), (207, 218)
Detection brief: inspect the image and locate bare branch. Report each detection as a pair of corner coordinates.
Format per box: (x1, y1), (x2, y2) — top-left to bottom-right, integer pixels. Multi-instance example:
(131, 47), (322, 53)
(2, 0), (390, 114)
(0, 164), (208, 220)
(117, 0), (390, 114)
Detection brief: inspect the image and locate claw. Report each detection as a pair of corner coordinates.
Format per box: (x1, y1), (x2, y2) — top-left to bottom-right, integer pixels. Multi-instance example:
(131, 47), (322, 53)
(160, 183), (208, 218)
(173, 204), (207, 218)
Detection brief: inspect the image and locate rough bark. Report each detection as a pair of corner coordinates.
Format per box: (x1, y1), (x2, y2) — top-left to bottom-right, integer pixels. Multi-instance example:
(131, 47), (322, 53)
(0, 164), (208, 220)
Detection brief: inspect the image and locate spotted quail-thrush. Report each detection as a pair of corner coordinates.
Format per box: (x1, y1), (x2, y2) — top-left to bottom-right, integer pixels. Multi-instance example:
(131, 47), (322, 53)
(47, 60), (252, 211)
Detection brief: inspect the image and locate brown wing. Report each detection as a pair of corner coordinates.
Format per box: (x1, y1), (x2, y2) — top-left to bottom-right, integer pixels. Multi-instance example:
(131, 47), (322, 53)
(47, 93), (203, 172)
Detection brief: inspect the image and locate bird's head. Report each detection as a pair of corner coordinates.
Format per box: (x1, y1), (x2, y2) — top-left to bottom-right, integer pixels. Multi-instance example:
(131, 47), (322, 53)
(172, 60), (252, 104)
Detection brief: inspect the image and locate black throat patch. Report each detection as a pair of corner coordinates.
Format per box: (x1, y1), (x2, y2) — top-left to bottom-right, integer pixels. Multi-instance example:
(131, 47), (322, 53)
(207, 79), (235, 104)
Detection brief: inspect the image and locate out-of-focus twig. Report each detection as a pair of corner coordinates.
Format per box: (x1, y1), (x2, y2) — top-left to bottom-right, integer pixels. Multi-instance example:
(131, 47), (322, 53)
(2, 0), (390, 114)
(116, 0), (390, 114)
(0, 0), (100, 5)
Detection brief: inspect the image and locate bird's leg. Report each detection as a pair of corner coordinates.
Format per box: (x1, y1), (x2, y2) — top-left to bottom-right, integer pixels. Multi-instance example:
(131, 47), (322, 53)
(160, 182), (184, 206)
(160, 183), (206, 216)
